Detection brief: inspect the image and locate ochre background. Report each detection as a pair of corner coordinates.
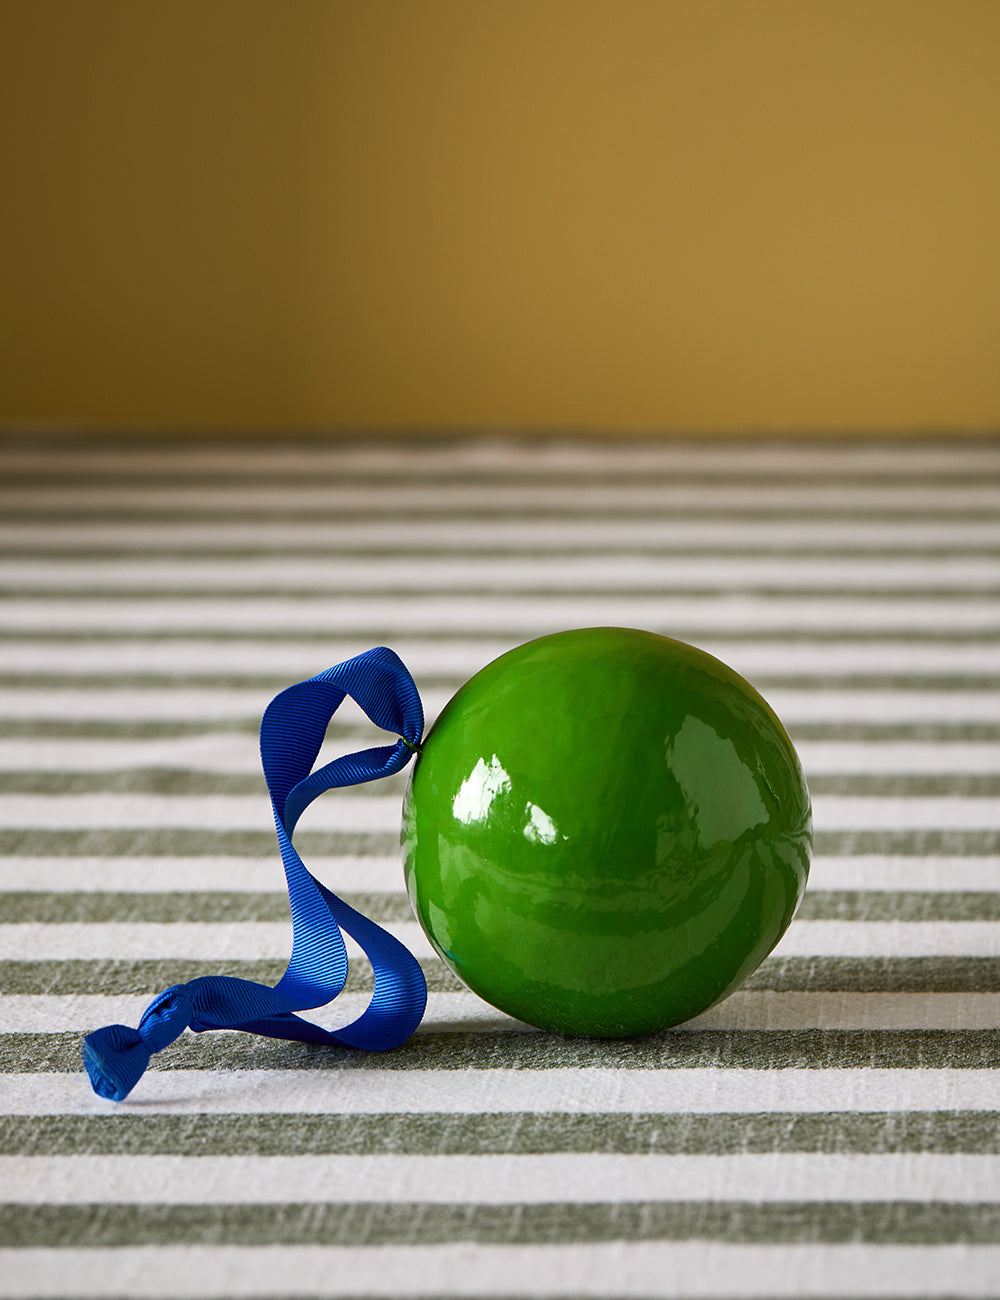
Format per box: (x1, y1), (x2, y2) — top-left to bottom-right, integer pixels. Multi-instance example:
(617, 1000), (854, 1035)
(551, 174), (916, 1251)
(2, 1), (998, 434)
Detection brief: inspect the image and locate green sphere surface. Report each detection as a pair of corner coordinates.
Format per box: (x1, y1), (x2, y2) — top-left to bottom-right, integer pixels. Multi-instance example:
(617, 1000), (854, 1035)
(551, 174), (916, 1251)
(401, 627), (812, 1038)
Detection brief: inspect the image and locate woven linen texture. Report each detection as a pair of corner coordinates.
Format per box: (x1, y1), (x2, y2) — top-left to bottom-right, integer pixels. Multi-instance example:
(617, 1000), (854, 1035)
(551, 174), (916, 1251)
(1, 434), (998, 1298)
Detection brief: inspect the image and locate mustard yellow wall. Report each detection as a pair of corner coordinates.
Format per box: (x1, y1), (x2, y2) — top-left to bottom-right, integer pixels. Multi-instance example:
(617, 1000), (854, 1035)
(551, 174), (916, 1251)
(2, 1), (998, 433)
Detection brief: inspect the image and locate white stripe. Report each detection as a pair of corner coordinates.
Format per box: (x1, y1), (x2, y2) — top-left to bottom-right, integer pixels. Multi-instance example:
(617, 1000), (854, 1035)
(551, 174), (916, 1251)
(0, 790), (996, 832)
(8, 990), (999, 1034)
(7, 1242), (1000, 1300)
(0, 638), (519, 678)
(806, 855), (1000, 891)
(4, 595), (999, 634)
(2, 1067), (995, 1117)
(5, 1152), (1000, 1207)
(5, 517), (1000, 551)
(0, 920), (432, 960)
(0, 734), (269, 774)
(2, 684), (999, 724)
(772, 692), (1000, 724)
(796, 741), (1000, 775)
(0, 791), (402, 832)
(0, 855), (404, 893)
(2, 734), (998, 778)
(1, 992), (512, 1035)
(812, 794), (1000, 830)
(0, 686), (304, 721)
(3, 920), (998, 961)
(2, 854), (996, 895)
(771, 921), (1000, 957)
(681, 991), (1000, 1031)
(8, 438), (1000, 476)
(0, 635), (999, 678)
(4, 1243), (1000, 1299)
(5, 482), (998, 513)
(5, 555), (999, 591)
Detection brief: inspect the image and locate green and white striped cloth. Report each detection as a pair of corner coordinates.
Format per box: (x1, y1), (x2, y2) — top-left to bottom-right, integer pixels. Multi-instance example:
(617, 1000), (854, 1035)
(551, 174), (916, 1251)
(1, 434), (998, 1299)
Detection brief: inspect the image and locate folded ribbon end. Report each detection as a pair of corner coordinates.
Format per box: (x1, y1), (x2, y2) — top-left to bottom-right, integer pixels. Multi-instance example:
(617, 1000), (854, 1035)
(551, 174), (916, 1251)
(82, 985), (194, 1101)
(81, 1025), (152, 1102)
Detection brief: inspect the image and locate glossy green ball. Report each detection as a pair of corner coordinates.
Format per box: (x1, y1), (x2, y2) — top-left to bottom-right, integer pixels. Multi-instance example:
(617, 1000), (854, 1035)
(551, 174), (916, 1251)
(401, 627), (811, 1038)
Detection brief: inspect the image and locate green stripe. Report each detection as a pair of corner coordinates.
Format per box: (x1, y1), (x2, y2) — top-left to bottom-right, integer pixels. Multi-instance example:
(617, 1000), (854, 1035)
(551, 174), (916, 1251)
(9, 430), (986, 449)
(6, 585), (1000, 601)
(3, 626), (1000, 645)
(816, 831), (1000, 855)
(5, 955), (997, 997)
(6, 672), (1000, 693)
(796, 724), (1000, 742)
(0, 830), (399, 857)
(6, 1030), (998, 1074)
(0, 719), (374, 740)
(0, 958), (455, 996)
(2, 1111), (996, 1157)
(9, 504), (1000, 522)
(0, 892), (403, 924)
(0, 772), (274, 796)
(0, 1294), (963, 1300)
(5, 718), (1000, 747)
(8, 828), (1000, 857)
(0, 719), (261, 739)
(2, 1200), (999, 1249)
(796, 892), (1000, 922)
(5, 890), (998, 925)
(0, 771), (405, 798)
(9, 466), (1000, 487)
(1, 629), (998, 655)
(11, 545), (1000, 561)
(808, 776), (1000, 797)
(757, 674), (1000, 691)
(0, 675), (319, 692)
(6, 771), (1000, 801)
(748, 956), (1000, 993)
(5, 717), (998, 748)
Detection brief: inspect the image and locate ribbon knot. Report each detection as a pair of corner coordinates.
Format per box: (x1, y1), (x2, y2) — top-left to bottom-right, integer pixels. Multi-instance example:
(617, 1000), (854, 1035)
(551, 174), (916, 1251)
(81, 646), (428, 1101)
(81, 984), (195, 1101)
(138, 984), (195, 1052)
(81, 1024), (151, 1103)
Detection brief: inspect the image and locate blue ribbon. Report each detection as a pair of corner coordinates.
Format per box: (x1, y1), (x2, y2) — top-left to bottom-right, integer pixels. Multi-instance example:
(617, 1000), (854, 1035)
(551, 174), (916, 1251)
(81, 646), (428, 1101)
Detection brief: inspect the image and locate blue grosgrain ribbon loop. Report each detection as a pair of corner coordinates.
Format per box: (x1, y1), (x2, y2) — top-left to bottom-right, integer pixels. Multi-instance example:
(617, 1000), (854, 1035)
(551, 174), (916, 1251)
(82, 646), (428, 1101)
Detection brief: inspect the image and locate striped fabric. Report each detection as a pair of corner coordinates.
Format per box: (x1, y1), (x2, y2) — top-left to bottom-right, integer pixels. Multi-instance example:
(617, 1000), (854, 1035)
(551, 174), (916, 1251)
(1, 434), (998, 1299)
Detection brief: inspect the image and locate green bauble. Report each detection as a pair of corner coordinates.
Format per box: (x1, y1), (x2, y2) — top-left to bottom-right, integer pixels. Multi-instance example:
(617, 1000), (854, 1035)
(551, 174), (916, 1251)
(401, 627), (811, 1037)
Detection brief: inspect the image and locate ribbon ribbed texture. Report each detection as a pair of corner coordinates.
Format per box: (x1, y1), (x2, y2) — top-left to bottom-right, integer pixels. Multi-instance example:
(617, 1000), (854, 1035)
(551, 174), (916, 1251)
(81, 646), (428, 1101)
